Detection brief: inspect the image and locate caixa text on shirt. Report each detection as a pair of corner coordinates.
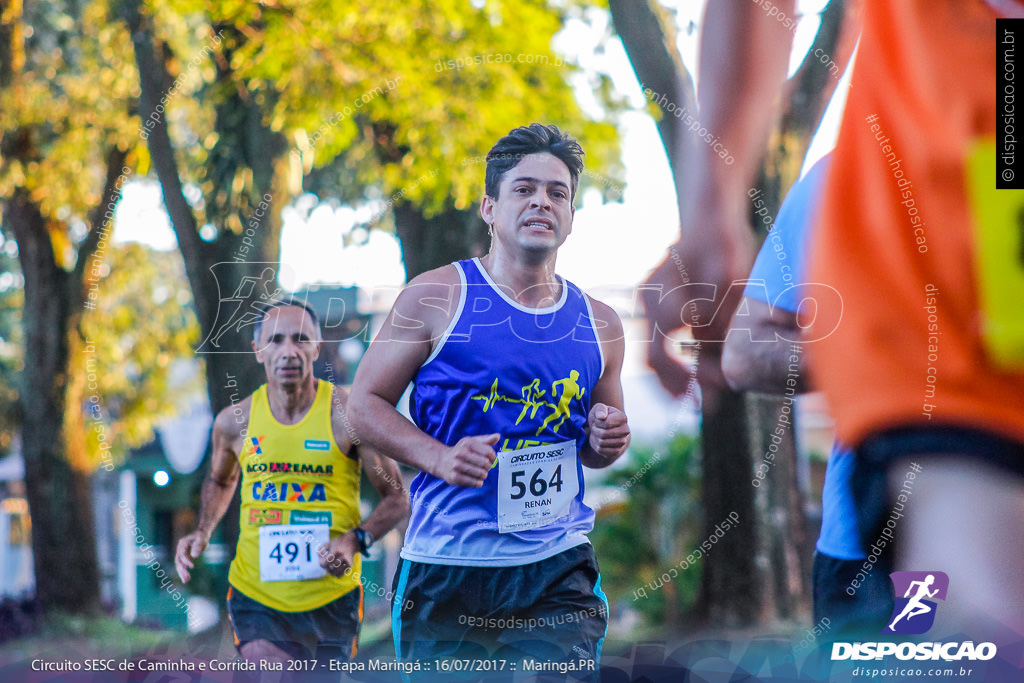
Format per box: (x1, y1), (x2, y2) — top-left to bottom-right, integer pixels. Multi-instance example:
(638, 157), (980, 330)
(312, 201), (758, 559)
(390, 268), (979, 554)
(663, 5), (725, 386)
(251, 481), (327, 502)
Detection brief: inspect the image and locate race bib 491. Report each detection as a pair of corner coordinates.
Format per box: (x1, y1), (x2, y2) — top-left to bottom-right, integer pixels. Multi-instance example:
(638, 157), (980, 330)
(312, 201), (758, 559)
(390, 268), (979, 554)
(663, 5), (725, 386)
(258, 523), (329, 582)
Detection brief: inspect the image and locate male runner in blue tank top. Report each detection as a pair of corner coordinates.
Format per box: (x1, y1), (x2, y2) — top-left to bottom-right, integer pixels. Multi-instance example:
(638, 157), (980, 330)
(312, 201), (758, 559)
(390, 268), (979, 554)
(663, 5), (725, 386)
(349, 123), (630, 673)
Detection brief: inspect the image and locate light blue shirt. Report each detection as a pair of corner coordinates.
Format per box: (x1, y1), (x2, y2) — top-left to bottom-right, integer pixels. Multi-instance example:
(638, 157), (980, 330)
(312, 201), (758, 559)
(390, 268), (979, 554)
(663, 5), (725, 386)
(744, 157), (864, 561)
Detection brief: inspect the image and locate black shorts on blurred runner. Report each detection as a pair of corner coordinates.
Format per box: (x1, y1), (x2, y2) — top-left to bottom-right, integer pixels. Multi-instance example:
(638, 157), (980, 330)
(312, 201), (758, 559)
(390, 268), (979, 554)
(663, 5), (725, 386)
(853, 425), (1024, 546)
(849, 424), (1024, 610)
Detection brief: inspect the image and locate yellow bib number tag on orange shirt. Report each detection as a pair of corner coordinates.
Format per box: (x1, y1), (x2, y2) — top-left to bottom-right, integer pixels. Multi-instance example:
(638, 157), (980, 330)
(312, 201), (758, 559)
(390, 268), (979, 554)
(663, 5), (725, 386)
(965, 137), (1024, 369)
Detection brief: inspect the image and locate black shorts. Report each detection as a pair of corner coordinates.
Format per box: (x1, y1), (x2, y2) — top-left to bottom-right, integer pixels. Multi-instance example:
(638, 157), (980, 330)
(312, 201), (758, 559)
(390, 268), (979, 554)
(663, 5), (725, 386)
(226, 584), (362, 662)
(812, 552), (893, 638)
(391, 544), (608, 673)
(853, 425), (1024, 552)
(858, 425), (1024, 478)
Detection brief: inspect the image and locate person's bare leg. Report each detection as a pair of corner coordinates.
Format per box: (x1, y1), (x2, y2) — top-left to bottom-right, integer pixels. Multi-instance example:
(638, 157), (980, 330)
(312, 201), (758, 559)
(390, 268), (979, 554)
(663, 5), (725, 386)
(240, 640), (291, 683)
(891, 456), (1024, 637)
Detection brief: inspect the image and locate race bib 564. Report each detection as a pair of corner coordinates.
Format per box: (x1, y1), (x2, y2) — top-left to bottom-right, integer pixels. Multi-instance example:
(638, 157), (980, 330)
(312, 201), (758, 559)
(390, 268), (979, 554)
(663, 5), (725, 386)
(496, 440), (578, 534)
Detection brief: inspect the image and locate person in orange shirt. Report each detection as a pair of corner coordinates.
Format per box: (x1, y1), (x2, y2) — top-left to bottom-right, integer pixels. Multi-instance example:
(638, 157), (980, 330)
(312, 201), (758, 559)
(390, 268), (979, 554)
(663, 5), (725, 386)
(645, 0), (1024, 638)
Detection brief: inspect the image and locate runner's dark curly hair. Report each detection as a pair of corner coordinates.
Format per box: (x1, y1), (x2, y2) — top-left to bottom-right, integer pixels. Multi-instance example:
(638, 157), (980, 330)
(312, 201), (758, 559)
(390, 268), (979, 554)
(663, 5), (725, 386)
(485, 123), (584, 201)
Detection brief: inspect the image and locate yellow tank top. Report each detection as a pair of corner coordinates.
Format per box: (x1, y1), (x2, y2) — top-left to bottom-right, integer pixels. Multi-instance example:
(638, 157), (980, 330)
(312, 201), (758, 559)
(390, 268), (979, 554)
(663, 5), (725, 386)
(228, 380), (362, 612)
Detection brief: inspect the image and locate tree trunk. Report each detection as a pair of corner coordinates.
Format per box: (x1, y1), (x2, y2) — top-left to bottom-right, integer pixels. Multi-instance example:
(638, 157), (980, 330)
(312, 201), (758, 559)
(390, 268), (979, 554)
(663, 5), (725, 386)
(10, 193), (101, 613)
(748, 394), (811, 621)
(752, 0), (848, 226)
(737, 0), (848, 620)
(611, 0), (771, 627)
(608, 0), (696, 178)
(6, 134), (127, 613)
(126, 0), (290, 559)
(694, 345), (761, 626)
(394, 204), (489, 280)
(126, 0), (285, 414)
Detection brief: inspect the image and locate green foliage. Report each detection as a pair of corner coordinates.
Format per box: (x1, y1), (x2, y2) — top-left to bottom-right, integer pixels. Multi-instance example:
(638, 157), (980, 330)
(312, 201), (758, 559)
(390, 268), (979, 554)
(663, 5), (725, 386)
(0, 0), (147, 457)
(591, 435), (702, 627)
(70, 243), (202, 469)
(2, 0), (627, 455)
(0, 0), (138, 225)
(145, 0), (624, 232)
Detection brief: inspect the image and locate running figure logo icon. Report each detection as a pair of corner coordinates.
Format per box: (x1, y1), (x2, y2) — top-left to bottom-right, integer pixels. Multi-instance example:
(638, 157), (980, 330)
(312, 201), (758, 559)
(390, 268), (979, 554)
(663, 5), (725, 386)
(470, 370), (586, 436)
(882, 571), (949, 634)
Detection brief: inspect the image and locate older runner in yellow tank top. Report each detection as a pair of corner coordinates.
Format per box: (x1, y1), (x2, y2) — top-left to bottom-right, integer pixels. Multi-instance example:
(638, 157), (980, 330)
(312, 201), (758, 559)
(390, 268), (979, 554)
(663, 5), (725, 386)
(174, 301), (409, 666)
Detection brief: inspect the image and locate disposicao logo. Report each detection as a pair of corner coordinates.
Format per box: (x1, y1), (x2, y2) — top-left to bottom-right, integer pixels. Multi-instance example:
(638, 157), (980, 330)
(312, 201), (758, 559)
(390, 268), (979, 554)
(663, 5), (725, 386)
(883, 570), (948, 635)
(831, 570), (997, 663)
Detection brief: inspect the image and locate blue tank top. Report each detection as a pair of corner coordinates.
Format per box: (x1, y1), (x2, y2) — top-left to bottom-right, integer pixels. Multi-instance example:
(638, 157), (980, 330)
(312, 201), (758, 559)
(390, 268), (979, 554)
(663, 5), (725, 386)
(402, 258), (604, 566)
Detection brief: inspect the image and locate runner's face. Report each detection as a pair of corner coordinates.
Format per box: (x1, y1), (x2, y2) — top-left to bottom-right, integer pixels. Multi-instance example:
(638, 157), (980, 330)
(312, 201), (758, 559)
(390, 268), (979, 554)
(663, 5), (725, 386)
(252, 306), (321, 386)
(481, 153), (575, 256)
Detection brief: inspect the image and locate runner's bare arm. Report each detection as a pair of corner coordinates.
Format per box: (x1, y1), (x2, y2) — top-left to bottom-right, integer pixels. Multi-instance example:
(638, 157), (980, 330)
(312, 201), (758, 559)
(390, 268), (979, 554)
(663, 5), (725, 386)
(678, 0), (795, 287)
(320, 397), (410, 577)
(643, 0), (795, 392)
(581, 298), (630, 469)
(722, 297), (810, 394)
(348, 267), (499, 488)
(357, 444), (410, 540)
(330, 390), (410, 554)
(175, 402), (245, 583)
